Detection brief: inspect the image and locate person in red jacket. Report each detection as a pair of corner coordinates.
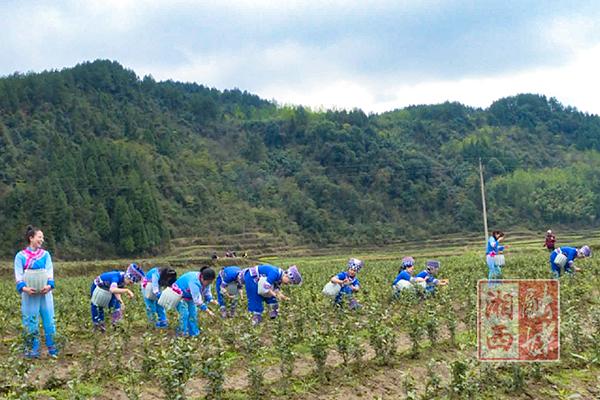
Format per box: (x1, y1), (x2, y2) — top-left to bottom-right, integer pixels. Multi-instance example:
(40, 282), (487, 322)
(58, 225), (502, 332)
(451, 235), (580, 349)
(544, 230), (556, 252)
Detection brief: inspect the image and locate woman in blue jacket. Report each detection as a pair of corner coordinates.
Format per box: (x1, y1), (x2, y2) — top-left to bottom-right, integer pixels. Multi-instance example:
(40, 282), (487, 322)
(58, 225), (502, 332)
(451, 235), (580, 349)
(14, 226), (57, 358)
(141, 266), (177, 328)
(244, 264), (302, 325)
(330, 258), (364, 310)
(549, 245), (591, 277)
(416, 260), (448, 294)
(91, 263), (145, 332)
(216, 266), (243, 318)
(392, 256), (425, 294)
(173, 267), (217, 337)
(486, 230), (505, 280)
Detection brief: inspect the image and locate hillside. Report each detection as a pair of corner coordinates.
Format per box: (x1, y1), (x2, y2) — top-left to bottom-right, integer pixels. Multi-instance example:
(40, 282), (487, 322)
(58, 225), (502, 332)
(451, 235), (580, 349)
(1, 59), (600, 259)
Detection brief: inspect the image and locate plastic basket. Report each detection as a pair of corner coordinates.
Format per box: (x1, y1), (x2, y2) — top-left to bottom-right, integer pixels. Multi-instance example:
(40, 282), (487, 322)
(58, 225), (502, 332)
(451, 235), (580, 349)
(494, 254), (505, 266)
(24, 269), (48, 292)
(143, 283), (158, 300)
(157, 286), (182, 310)
(554, 253), (567, 268)
(322, 281), (341, 297)
(91, 286), (113, 308)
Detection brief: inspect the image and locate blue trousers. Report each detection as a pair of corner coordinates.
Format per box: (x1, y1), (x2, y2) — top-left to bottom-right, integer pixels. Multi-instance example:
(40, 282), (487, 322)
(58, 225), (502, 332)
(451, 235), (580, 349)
(143, 296), (167, 327)
(90, 283), (121, 324)
(21, 291), (56, 355)
(176, 299), (200, 336)
(486, 255), (502, 280)
(244, 272), (277, 316)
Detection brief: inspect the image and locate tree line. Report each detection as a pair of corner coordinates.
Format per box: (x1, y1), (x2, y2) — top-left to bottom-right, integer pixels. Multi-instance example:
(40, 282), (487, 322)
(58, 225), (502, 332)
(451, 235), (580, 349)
(1, 60), (599, 258)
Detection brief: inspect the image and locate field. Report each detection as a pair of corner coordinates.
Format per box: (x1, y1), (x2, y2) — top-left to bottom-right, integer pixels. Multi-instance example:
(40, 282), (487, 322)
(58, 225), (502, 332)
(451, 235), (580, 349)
(0, 231), (599, 399)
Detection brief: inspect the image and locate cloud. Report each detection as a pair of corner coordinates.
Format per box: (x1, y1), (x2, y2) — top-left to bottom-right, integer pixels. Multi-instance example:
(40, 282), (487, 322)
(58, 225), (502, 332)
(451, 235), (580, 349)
(1, 0), (600, 114)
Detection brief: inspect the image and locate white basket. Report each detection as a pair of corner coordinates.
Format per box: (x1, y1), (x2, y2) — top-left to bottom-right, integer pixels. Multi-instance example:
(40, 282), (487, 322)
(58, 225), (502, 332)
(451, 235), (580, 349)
(143, 283), (158, 300)
(322, 281), (341, 297)
(157, 287), (182, 310)
(494, 254), (505, 266)
(257, 276), (272, 297)
(554, 253), (568, 268)
(91, 286), (113, 308)
(225, 282), (240, 297)
(393, 279), (412, 293)
(24, 269), (48, 292)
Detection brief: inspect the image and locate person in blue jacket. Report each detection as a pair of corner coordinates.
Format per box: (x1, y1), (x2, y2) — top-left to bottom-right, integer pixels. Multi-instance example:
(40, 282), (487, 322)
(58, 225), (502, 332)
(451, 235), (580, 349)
(416, 260), (448, 294)
(244, 264), (302, 325)
(216, 266), (244, 318)
(486, 230), (505, 280)
(549, 245), (591, 277)
(330, 258), (364, 310)
(141, 266), (177, 328)
(173, 267), (218, 336)
(14, 226), (57, 358)
(392, 256), (425, 294)
(91, 263), (145, 332)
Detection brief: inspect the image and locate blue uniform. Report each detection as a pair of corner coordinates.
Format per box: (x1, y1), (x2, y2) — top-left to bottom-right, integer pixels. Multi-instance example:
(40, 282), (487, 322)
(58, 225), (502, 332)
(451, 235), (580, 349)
(333, 271), (360, 308)
(549, 247), (578, 277)
(216, 266), (242, 317)
(14, 247), (57, 357)
(392, 270), (414, 286)
(416, 270), (440, 293)
(485, 236), (505, 280)
(141, 267), (167, 328)
(244, 265), (283, 318)
(91, 271), (126, 325)
(174, 271), (214, 336)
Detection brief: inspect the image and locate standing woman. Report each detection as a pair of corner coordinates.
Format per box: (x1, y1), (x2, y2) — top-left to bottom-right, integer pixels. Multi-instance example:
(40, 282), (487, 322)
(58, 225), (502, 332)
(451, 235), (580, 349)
(14, 225), (57, 358)
(486, 230), (505, 280)
(174, 267), (218, 337)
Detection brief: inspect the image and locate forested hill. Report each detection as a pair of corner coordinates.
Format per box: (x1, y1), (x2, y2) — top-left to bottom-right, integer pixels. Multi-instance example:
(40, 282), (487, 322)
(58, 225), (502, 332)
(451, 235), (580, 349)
(1, 60), (600, 259)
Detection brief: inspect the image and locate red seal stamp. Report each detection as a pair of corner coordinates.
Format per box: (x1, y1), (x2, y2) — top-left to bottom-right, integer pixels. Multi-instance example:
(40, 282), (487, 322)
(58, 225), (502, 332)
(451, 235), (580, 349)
(478, 280), (559, 361)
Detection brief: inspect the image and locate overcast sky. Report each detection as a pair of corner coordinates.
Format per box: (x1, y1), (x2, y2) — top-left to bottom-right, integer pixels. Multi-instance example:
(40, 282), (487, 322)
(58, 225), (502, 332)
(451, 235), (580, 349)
(2, 0), (600, 114)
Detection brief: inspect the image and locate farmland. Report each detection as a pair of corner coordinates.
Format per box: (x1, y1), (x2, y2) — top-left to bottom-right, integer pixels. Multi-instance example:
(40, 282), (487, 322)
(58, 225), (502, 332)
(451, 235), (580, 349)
(0, 232), (599, 399)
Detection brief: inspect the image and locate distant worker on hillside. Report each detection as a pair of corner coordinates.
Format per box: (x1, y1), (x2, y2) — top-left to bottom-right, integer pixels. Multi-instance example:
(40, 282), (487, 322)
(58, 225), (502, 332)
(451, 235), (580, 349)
(243, 264), (302, 325)
(486, 230), (506, 280)
(416, 260), (448, 294)
(330, 258), (364, 310)
(544, 230), (556, 252)
(549, 245), (591, 278)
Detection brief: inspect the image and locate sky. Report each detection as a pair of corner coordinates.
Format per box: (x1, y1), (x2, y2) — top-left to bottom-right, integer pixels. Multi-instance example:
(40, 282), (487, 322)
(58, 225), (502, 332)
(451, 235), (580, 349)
(2, 0), (600, 115)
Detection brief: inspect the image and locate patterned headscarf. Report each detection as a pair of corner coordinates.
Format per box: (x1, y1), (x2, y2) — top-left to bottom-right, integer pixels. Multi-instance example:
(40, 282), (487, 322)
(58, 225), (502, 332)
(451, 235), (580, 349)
(578, 245), (591, 258)
(125, 263), (145, 283)
(286, 265), (302, 285)
(401, 256), (415, 268)
(426, 260), (441, 273)
(347, 258), (364, 272)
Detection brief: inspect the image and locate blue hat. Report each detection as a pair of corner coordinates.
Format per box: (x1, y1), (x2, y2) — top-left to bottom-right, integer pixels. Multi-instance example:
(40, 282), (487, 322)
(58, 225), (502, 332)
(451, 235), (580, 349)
(125, 263), (145, 283)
